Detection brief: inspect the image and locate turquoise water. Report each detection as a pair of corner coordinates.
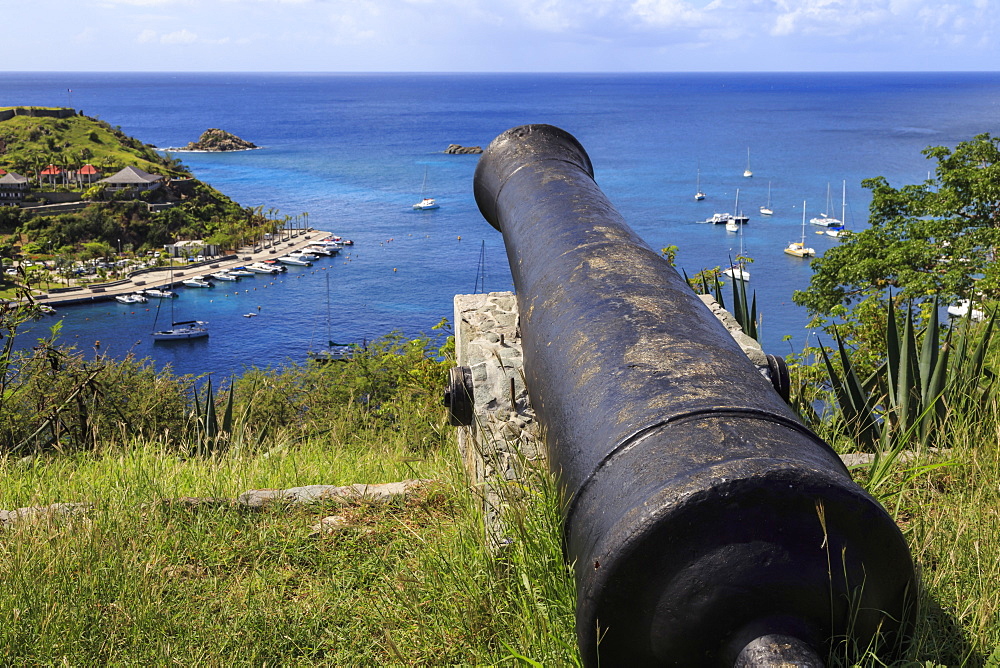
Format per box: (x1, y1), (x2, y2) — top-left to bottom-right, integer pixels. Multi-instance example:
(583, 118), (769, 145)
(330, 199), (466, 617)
(6, 72), (1000, 376)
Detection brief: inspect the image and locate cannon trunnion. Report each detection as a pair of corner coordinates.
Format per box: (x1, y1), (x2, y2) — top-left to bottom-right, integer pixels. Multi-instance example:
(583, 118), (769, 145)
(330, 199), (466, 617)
(472, 124), (915, 666)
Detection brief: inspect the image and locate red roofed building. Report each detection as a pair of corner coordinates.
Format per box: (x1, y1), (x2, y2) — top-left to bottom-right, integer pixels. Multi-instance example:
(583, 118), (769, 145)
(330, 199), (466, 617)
(40, 164), (64, 185)
(75, 163), (101, 185)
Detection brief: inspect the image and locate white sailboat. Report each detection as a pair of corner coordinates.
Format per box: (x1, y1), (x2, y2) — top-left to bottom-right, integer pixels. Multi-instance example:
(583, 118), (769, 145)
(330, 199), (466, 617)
(785, 200), (816, 258)
(731, 187), (749, 225)
(695, 167), (706, 201)
(743, 147), (753, 178)
(412, 166), (439, 210)
(810, 182), (842, 227)
(826, 181), (848, 237)
(760, 181), (773, 216)
(723, 219), (751, 281)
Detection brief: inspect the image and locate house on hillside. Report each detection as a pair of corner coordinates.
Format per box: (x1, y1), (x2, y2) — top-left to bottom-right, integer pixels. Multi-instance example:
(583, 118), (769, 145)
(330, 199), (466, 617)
(98, 165), (164, 193)
(0, 172), (30, 205)
(75, 164), (101, 185)
(40, 164), (65, 186)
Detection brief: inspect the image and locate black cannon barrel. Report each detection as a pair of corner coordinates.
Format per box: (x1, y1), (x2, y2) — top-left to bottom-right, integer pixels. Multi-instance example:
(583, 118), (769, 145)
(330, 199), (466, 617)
(473, 124), (915, 666)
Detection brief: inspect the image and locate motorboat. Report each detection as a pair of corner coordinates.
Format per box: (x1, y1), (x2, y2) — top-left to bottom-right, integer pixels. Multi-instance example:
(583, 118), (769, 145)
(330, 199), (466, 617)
(412, 197), (439, 210)
(722, 263), (750, 282)
(141, 288), (177, 298)
(152, 320), (209, 341)
(703, 212), (732, 225)
(182, 277), (213, 288)
(246, 262), (282, 274)
(227, 267), (255, 277)
(288, 250), (319, 262)
(115, 292), (148, 304)
(210, 271), (239, 281)
(726, 219), (739, 233)
(277, 255), (312, 266)
(948, 299), (986, 322)
(304, 245), (339, 256)
(810, 213), (842, 227)
(785, 201), (816, 258)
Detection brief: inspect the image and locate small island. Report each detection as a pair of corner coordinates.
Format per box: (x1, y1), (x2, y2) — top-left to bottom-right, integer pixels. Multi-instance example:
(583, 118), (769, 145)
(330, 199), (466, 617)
(185, 128), (258, 152)
(444, 144), (482, 154)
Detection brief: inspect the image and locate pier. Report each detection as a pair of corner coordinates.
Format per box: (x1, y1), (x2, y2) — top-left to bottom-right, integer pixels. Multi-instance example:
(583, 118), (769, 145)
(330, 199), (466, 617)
(29, 230), (338, 307)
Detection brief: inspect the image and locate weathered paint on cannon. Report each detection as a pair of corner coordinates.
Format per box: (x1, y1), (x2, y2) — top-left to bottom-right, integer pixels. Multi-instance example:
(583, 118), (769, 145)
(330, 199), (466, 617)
(473, 124), (916, 666)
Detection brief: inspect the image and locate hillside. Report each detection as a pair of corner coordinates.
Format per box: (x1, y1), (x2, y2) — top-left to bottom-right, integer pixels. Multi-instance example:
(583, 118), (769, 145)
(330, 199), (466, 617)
(0, 108), (275, 264)
(0, 107), (185, 178)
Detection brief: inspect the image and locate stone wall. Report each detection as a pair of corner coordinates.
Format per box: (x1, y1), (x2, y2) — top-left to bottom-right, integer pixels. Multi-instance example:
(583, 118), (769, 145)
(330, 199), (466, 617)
(453, 292), (543, 548)
(0, 107), (76, 122)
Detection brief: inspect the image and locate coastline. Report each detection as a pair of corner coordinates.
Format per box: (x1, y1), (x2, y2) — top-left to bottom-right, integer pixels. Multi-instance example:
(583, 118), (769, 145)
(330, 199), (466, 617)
(34, 230), (333, 307)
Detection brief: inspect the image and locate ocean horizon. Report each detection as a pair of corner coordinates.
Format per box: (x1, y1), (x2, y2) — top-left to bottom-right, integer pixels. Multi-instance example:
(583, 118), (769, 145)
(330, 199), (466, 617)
(6, 71), (1000, 377)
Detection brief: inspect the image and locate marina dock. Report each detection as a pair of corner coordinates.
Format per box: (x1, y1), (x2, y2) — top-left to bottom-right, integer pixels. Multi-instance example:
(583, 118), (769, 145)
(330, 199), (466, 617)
(31, 230), (339, 307)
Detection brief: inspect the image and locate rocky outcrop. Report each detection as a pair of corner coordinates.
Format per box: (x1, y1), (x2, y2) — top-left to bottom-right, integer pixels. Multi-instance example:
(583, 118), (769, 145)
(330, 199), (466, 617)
(186, 128), (258, 152)
(444, 144), (483, 154)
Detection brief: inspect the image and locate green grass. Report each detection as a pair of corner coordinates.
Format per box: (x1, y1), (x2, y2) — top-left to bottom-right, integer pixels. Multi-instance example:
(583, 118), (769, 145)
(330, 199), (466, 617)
(0, 434), (579, 665)
(2, 323), (999, 665)
(0, 112), (178, 177)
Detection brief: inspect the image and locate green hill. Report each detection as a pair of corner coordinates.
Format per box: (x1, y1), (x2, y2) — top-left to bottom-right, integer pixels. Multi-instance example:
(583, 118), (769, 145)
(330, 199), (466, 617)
(0, 108), (279, 265)
(0, 107), (184, 178)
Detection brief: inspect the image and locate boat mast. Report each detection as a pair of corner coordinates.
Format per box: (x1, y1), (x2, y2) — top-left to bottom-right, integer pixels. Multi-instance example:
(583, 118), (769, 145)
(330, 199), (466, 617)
(801, 200), (807, 244)
(841, 180), (846, 229)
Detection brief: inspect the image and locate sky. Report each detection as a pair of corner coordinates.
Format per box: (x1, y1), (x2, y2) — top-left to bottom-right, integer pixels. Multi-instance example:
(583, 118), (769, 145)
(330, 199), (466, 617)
(8, 0), (1000, 72)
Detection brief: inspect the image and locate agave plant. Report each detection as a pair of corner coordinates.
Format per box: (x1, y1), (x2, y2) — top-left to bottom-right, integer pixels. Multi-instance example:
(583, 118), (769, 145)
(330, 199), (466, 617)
(190, 375), (235, 456)
(819, 296), (996, 453)
(684, 267), (759, 342)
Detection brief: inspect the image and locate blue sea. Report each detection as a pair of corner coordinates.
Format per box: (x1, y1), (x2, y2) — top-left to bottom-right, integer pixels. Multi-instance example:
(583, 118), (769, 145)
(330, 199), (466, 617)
(5, 72), (1000, 377)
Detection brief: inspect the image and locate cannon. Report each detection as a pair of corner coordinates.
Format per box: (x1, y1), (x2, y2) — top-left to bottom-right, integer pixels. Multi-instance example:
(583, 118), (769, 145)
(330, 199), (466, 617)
(471, 124), (916, 666)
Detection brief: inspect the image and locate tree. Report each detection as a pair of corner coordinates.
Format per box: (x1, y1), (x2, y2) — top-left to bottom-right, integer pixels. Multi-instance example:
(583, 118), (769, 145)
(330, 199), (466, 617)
(794, 133), (1000, 316)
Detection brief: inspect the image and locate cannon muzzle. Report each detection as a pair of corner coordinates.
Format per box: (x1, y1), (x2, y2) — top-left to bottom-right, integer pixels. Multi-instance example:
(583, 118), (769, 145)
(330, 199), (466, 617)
(473, 124), (915, 666)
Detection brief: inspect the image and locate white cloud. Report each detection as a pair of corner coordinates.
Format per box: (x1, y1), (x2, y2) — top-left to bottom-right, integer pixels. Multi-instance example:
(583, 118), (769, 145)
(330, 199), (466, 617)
(629, 0), (707, 28)
(161, 29), (199, 44)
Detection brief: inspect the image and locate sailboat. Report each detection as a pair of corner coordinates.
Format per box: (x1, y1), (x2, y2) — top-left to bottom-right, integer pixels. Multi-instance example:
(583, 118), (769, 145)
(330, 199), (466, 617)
(826, 181), (848, 237)
(307, 273), (353, 361)
(759, 182), (773, 216)
(785, 200), (816, 258)
(695, 167), (706, 201)
(731, 187), (749, 225)
(412, 166), (439, 210)
(152, 264), (208, 341)
(810, 182), (842, 227)
(723, 219), (751, 281)
(743, 147), (753, 178)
